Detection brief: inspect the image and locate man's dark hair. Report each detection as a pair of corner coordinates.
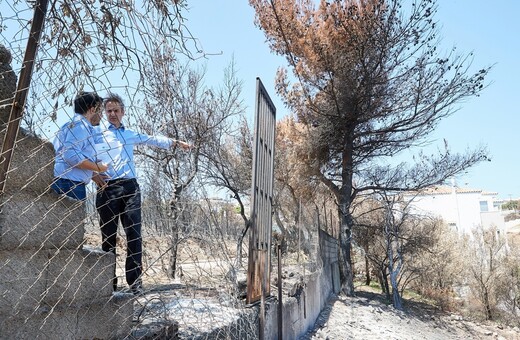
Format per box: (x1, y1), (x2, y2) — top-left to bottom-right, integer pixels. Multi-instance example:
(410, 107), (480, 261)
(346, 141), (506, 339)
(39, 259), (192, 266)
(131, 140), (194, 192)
(74, 92), (103, 115)
(103, 93), (125, 109)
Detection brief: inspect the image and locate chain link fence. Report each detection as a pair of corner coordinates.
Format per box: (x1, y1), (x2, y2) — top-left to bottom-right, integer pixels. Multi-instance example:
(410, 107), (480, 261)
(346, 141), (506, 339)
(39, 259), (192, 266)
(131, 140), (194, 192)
(0, 1), (326, 338)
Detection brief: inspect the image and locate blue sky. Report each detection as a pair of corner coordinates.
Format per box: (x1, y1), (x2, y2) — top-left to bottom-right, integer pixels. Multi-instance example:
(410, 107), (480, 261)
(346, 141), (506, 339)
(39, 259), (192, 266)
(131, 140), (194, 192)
(183, 0), (520, 199)
(0, 1), (517, 198)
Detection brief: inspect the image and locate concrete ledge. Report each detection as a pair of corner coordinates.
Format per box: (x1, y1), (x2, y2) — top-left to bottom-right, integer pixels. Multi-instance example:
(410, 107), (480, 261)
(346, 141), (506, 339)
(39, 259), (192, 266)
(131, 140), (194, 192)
(1, 131), (55, 196)
(189, 260), (339, 340)
(226, 230), (340, 340)
(45, 247), (116, 305)
(0, 248), (48, 311)
(265, 269), (332, 339)
(0, 247), (115, 314)
(0, 291), (133, 340)
(0, 192), (85, 251)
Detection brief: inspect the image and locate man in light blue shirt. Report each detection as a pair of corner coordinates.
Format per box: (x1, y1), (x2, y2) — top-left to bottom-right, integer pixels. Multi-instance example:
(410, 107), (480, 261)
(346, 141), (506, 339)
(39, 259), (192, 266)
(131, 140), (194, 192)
(51, 92), (108, 200)
(95, 93), (190, 295)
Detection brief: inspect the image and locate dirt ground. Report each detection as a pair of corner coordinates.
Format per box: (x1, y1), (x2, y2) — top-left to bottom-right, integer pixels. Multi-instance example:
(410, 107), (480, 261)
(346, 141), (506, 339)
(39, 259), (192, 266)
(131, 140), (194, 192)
(301, 288), (520, 340)
(83, 231), (520, 339)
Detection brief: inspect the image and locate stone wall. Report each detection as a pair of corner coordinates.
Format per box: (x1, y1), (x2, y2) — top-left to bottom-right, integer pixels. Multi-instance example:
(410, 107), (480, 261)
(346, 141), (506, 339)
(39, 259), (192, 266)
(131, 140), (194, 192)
(0, 44), (17, 125)
(194, 229), (340, 340)
(0, 44), (133, 339)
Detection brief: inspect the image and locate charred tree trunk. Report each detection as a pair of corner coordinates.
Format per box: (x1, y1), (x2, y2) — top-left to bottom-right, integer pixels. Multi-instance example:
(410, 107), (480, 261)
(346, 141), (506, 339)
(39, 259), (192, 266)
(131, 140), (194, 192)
(380, 267), (391, 300)
(338, 143), (355, 296)
(168, 193), (182, 279)
(484, 289), (493, 320)
(338, 208), (355, 296)
(364, 255), (371, 286)
(169, 222), (180, 279)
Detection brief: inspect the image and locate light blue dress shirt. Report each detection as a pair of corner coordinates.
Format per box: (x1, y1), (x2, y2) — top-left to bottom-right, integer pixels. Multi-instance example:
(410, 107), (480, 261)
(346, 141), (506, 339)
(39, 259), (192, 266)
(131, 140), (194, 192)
(96, 122), (173, 180)
(53, 114), (99, 183)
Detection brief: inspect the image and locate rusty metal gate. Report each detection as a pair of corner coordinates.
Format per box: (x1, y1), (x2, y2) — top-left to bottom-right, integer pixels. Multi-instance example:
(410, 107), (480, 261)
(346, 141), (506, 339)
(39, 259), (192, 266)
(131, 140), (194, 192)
(246, 77), (276, 307)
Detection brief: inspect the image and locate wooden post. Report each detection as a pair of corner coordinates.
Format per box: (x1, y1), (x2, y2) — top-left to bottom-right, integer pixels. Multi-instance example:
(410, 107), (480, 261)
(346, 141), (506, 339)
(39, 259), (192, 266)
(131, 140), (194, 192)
(0, 0), (49, 197)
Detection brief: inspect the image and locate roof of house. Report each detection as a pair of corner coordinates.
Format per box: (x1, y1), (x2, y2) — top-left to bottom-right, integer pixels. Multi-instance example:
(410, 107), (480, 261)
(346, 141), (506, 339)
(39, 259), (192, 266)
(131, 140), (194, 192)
(404, 185), (498, 197)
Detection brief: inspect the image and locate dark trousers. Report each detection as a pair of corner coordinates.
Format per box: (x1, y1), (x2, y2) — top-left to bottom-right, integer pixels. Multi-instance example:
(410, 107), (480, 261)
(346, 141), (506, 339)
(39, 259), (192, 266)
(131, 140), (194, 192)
(96, 178), (142, 290)
(51, 178), (86, 201)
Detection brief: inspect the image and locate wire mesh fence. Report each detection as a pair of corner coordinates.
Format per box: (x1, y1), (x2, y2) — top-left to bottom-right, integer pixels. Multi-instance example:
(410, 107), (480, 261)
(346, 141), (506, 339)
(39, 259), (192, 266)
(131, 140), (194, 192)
(0, 108), (323, 338)
(1, 192), (257, 338)
(1, 178), (322, 339)
(0, 1), (327, 338)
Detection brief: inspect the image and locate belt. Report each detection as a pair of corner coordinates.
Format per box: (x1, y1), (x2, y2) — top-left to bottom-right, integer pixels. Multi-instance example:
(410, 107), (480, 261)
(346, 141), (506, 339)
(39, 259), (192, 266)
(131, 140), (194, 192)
(106, 178), (137, 185)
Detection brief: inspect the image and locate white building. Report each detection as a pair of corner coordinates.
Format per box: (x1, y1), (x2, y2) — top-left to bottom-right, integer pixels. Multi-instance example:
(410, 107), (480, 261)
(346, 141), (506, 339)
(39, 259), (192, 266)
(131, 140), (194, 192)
(403, 185), (503, 234)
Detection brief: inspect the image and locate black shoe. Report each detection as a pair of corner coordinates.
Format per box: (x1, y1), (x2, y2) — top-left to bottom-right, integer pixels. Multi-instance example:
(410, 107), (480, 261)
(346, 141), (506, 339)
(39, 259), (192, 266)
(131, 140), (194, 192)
(130, 284), (144, 296)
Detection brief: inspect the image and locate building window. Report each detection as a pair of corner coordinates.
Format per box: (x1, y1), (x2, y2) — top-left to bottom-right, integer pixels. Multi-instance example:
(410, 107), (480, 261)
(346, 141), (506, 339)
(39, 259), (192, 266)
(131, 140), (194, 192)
(448, 222), (457, 231)
(480, 201), (489, 212)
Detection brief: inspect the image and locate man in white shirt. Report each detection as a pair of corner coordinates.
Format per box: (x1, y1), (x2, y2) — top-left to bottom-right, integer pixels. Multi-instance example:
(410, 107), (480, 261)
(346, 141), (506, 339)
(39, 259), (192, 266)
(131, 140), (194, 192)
(52, 92), (108, 200)
(95, 93), (189, 295)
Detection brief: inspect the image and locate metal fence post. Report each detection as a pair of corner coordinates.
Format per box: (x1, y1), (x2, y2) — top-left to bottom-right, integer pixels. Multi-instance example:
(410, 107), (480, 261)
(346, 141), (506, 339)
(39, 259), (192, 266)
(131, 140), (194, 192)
(0, 0), (49, 197)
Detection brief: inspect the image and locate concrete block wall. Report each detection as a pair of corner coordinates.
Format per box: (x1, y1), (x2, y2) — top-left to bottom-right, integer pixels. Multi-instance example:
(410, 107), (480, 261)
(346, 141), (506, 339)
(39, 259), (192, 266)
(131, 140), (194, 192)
(0, 192), (133, 339)
(1, 293), (132, 340)
(187, 229), (340, 340)
(263, 229), (340, 340)
(0, 122), (145, 337)
(0, 44), (133, 339)
(0, 193), (85, 250)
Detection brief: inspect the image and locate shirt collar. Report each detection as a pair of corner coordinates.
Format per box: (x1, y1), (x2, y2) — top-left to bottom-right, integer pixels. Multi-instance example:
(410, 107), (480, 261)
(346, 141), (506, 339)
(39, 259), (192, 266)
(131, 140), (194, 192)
(108, 122), (125, 131)
(74, 113), (93, 127)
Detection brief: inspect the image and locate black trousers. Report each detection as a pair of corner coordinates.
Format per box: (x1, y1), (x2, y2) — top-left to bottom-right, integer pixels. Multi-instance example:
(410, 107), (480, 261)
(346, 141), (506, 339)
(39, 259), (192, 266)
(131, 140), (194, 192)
(96, 178), (142, 290)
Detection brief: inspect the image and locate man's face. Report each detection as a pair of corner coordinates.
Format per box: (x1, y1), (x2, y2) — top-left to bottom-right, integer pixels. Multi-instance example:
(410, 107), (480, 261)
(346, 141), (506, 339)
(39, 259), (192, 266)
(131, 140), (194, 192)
(104, 101), (125, 128)
(89, 104), (103, 126)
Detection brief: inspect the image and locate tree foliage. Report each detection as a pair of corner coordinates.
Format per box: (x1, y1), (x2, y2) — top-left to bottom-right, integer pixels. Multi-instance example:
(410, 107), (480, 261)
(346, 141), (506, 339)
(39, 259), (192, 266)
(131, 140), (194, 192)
(249, 0), (490, 295)
(0, 0), (199, 136)
(354, 194), (442, 309)
(137, 54), (248, 278)
(273, 116), (324, 248)
(467, 225), (507, 320)
(411, 219), (465, 310)
(502, 200), (518, 211)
